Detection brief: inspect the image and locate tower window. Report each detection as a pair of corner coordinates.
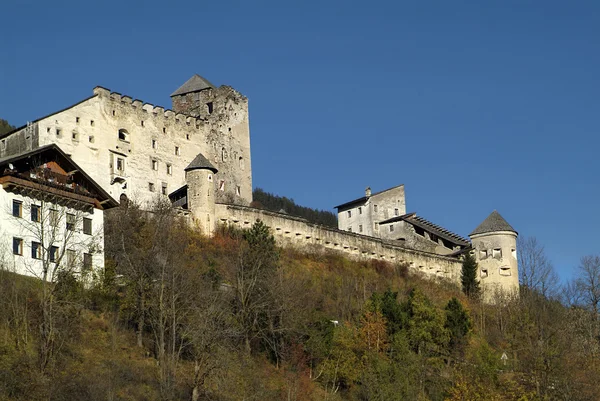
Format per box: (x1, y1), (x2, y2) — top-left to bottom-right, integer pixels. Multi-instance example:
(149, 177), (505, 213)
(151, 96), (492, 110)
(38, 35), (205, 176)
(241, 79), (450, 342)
(118, 129), (129, 141)
(175, 146), (180, 156)
(493, 248), (502, 259)
(358, 207), (362, 214)
(90, 120), (95, 126)
(347, 210), (351, 218)
(167, 164), (172, 175)
(206, 102), (213, 114)
(152, 139), (157, 149)
(373, 204), (378, 213)
(152, 160), (158, 170)
(236, 185), (241, 196)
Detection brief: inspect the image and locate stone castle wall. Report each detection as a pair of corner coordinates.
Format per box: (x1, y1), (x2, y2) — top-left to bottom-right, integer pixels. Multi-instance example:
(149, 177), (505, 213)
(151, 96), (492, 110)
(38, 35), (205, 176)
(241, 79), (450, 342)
(214, 203), (463, 284)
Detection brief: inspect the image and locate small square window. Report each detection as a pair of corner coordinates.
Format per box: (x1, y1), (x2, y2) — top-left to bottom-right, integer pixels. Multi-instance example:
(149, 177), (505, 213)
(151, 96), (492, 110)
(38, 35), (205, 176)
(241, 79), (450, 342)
(161, 183), (168, 195)
(390, 225), (394, 232)
(31, 241), (42, 259)
(206, 102), (213, 114)
(175, 146), (180, 156)
(89, 135), (95, 143)
(358, 207), (362, 215)
(373, 204), (378, 213)
(12, 238), (23, 256)
(12, 200), (22, 218)
(90, 120), (95, 126)
(76, 117), (80, 123)
(72, 132), (79, 141)
(66, 213), (76, 231)
(56, 128), (62, 137)
(83, 218), (92, 235)
(31, 205), (40, 222)
(50, 246), (59, 263)
(152, 160), (158, 170)
(149, 182), (155, 192)
(167, 164), (172, 175)
(347, 210), (352, 218)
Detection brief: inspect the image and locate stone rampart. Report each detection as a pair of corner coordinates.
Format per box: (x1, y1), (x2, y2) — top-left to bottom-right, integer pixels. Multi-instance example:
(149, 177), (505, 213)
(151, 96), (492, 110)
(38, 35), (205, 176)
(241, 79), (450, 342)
(214, 204), (462, 284)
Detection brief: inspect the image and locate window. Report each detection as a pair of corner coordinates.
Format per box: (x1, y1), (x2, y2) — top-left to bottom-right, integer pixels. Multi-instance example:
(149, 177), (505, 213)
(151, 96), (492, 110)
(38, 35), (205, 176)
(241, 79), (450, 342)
(479, 250), (487, 259)
(206, 102), (213, 114)
(175, 146), (180, 156)
(374, 222), (379, 231)
(31, 241), (41, 259)
(118, 129), (129, 141)
(493, 248), (502, 259)
(56, 128), (62, 137)
(481, 268), (488, 278)
(236, 185), (241, 196)
(359, 224), (363, 233)
(207, 173), (213, 182)
(83, 218), (92, 235)
(511, 248), (517, 258)
(83, 253), (93, 271)
(152, 139), (157, 149)
(389, 225), (394, 232)
(89, 135), (95, 143)
(394, 208), (399, 216)
(72, 132), (79, 141)
(12, 200), (22, 217)
(50, 246), (58, 263)
(239, 157), (244, 170)
(76, 117), (80, 123)
(499, 266), (511, 276)
(152, 160), (158, 170)
(66, 249), (76, 267)
(347, 210), (352, 218)
(90, 120), (95, 126)
(186, 134), (190, 140)
(141, 120), (144, 127)
(161, 183), (168, 195)
(348, 227), (352, 232)
(358, 207), (362, 215)
(373, 204), (378, 213)
(149, 182), (155, 192)
(163, 127), (166, 134)
(219, 180), (225, 191)
(31, 205), (40, 222)
(49, 209), (59, 226)
(12, 238), (23, 255)
(1, 139), (5, 150)
(116, 158), (124, 172)
(66, 213), (75, 231)
(112, 110), (116, 116)
(221, 148), (227, 161)
(167, 164), (172, 175)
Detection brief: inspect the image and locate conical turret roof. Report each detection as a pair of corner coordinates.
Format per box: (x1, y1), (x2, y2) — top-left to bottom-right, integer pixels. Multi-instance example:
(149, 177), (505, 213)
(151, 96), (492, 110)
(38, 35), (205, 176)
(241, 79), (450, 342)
(470, 210), (517, 236)
(171, 74), (216, 97)
(185, 152), (218, 173)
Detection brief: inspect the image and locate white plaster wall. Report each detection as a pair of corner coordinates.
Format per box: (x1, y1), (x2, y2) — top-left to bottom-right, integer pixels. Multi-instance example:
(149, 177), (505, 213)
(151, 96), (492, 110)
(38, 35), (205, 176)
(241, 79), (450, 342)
(0, 186), (104, 280)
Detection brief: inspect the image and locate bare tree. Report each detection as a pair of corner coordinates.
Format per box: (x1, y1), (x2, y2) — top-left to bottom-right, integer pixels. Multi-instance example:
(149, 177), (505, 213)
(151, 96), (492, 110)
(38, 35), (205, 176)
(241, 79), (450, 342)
(518, 236), (559, 298)
(575, 255), (600, 316)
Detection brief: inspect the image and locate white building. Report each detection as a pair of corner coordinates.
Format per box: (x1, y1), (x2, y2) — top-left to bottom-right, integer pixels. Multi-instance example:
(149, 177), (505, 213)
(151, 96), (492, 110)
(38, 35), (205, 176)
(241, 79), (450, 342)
(0, 144), (118, 280)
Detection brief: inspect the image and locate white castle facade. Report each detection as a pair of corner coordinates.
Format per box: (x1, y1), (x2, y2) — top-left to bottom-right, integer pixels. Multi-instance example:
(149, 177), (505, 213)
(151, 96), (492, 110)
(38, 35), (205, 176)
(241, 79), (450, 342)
(0, 74), (519, 300)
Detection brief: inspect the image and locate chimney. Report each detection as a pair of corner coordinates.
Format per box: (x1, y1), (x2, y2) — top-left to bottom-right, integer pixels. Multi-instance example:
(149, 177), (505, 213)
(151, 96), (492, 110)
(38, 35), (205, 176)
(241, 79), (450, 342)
(365, 187), (371, 197)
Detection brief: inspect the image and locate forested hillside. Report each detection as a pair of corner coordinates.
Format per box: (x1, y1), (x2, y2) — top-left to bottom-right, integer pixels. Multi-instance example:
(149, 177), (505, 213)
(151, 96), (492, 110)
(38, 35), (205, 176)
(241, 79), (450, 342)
(0, 118), (15, 135)
(252, 187), (338, 228)
(0, 202), (599, 400)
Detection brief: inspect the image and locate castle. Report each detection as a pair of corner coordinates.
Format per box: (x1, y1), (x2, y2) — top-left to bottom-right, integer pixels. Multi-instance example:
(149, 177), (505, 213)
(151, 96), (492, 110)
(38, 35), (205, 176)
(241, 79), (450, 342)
(0, 74), (519, 301)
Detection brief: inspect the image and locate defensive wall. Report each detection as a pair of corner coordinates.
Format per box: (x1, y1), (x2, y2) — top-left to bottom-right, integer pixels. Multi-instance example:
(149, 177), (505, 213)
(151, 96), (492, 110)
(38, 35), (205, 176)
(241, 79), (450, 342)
(214, 203), (463, 284)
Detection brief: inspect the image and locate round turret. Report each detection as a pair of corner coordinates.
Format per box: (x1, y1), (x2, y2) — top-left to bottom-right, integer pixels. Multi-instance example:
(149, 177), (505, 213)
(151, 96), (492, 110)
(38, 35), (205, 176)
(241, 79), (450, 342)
(469, 210), (519, 300)
(185, 153), (218, 235)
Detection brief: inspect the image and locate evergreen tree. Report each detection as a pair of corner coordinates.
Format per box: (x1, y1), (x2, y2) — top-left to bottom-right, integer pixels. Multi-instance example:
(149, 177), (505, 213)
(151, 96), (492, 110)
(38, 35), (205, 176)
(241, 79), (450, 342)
(461, 252), (480, 298)
(0, 118), (15, 136)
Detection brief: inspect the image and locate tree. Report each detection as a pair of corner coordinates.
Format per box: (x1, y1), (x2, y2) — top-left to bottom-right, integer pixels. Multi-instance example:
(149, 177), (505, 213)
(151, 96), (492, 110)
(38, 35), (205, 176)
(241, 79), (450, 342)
(461, 252), (480, 299)
(0, 118), (15, 135)
(518, 236), (559, 298)
(575, 255), (600, 316)
(445, 298), (472, 356)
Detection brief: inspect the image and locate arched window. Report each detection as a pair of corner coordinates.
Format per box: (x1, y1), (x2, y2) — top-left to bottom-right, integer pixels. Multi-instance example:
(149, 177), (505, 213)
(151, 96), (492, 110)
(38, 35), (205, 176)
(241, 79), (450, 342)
(221, 147), (227, 162)
(118, 129), (129, 142)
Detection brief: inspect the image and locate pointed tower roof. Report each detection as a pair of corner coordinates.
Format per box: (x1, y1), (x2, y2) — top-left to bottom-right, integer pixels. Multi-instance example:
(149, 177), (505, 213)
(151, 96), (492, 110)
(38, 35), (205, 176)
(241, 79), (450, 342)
(470, 210), (517, 236)
(185, 152), (218, 173)
(171, 74), (216, 97)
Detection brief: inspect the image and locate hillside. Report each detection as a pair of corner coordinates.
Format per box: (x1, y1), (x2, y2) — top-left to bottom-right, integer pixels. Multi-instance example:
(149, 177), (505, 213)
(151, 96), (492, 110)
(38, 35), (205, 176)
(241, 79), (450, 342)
(0, 118), (15, 136)
(0, 205), (598, 400)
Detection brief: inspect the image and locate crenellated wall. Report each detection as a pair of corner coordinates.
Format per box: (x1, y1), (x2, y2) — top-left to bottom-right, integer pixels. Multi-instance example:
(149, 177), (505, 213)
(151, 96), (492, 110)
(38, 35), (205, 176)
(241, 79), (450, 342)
(214, 203), (463, 284)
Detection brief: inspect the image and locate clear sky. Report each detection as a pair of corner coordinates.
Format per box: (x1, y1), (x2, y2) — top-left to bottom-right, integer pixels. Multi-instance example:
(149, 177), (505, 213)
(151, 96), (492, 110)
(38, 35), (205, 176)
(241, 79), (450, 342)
(1, 1), (599, 282)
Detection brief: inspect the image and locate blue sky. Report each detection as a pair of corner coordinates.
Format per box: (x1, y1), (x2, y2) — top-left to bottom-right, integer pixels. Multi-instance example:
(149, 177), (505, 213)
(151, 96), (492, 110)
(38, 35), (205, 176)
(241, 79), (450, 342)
(1, 1), (599, 282)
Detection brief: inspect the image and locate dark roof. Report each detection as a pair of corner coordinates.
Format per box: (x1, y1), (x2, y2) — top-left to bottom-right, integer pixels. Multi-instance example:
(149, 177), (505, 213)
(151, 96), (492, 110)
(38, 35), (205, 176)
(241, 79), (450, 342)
(171, 74), (216, 97)
(334, 184), (404, 209)
(0, 144), (118, 209)
(380, 212), (470, 246)
(470, 210), (517, 236)
(185, 152), (218, 173)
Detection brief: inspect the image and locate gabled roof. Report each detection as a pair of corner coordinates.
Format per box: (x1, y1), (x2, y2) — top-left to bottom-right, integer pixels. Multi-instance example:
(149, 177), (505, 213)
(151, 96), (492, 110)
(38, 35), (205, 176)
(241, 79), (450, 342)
(334, 184), (404, 210)
(185, 152), (218, 173)
(171, 74), (216, 97)
(470, 210), (517, 236)
(0, 144), (119, 209)
(380, 212), (470, 247)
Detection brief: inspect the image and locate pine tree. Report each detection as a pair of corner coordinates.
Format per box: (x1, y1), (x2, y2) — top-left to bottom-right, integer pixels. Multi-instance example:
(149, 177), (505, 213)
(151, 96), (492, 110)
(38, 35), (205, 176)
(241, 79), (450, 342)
(461, 252), (480, 298)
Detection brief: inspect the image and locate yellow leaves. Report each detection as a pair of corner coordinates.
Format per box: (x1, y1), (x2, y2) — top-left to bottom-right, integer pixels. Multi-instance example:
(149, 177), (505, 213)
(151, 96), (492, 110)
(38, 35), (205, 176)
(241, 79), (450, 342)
(359, 310), (389, 353)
